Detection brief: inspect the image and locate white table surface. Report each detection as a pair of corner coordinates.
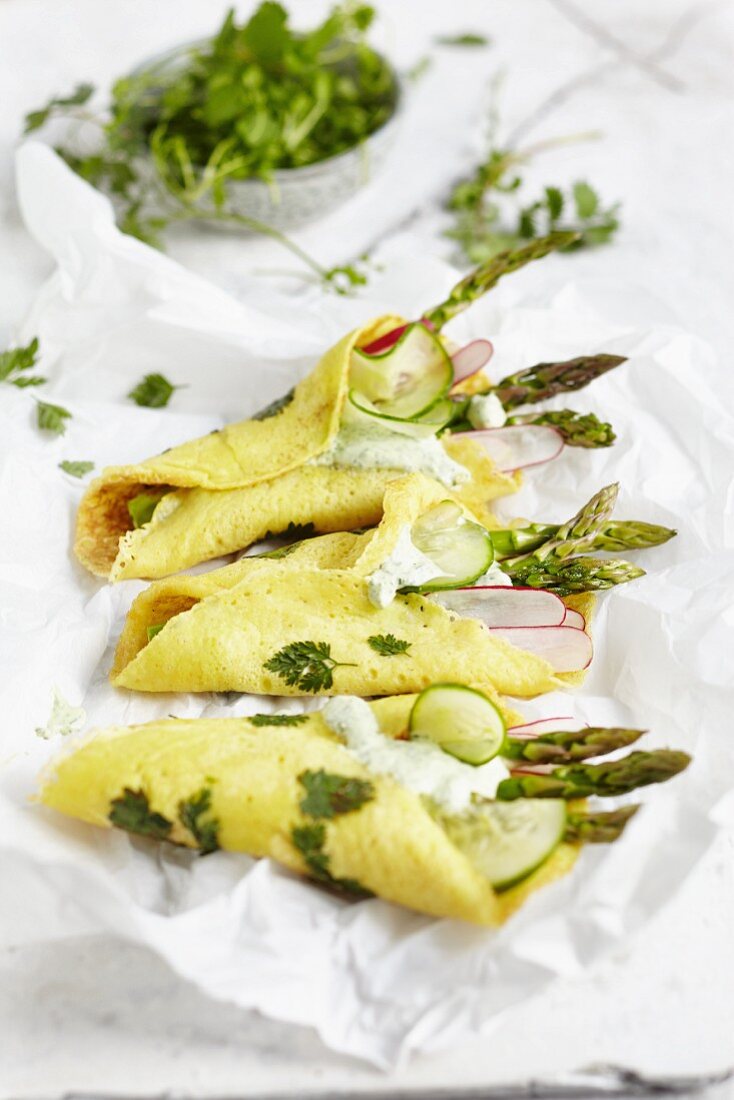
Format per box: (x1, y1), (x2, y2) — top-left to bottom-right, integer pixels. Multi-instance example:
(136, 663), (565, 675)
(2, 0), (734, 1096)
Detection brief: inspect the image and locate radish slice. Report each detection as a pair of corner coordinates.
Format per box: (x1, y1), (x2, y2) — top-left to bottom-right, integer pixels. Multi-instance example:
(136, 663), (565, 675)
(360, 318), (435, 356)
(450, 339), (493, 386)
(563, 608), (586, 629)
(466, 425), (564, 473)
(433, 585), (567, 627)
(489, 625), (593, 673)
(509, 716), (578, 738)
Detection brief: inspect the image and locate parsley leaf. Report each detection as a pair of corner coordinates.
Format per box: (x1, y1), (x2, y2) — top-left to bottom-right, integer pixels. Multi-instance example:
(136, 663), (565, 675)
(249, 712), (309, 727)
(0, 337), (45, 388)
(24, 82), (94, 133)
(178, 787), (220, 854)
(291, 822), (371, 897)
(128, 373), (180, 408)
(251, 388), (295, 421)
(435, 32), (490, 46)
(109, 788), (172, 840)
(36, 400), (72, 436)
(264, 641), (354, 693)
(367, 633), (411, 656)
(298, 769), (374, 820)
(59, 460), (94, 478)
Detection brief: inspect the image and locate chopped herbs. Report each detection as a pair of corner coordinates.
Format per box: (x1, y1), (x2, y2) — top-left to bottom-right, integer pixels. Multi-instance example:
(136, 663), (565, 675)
(178, 788), (220, 854)
(251, 388), (295, 421)
(298, 769), (374, 820)
(264, 640), (354, 693)
(435, 32), (490, 46)
(128, 491), (167, 528)
(36, 400), (72, 436)
(109, 787), (172, 840)
(0, 337), (45, 387)
(128, 373), (180, 408)
(291, 822), (371, 897)
(59, 460), (94, 478)
(25, 4), (396, 288)
(367, 633), (411, 656)
(146, 624), (165, 642)
(249, 712), (310, 727)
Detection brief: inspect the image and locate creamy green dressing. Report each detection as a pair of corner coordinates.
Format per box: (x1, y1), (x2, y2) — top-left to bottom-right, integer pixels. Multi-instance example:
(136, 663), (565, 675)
(367, 524), (443, 608)
(309, 420), (470, 488)
(323, 696), (509, 814)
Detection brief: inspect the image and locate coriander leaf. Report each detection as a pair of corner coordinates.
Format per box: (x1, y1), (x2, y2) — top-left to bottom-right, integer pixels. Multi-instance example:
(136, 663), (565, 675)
(264, 641), (354, 693)
(128, 491), (167, 528)
(435, 32), (489, 46)
(178, 787), (220, 854)
(147, 623), (165, 642)
(36, 400), (72, 436)
(128, 372), (179, 408)
(0, 336), (41, 382)
(59, 460), (94, 478)
(242, 1), (289, 67)
(24, 82), (94, 133)
(298, 769), (374, 820)
(249, 712), (309, 727)
(291, 822), (371, 897)
(251, 388), (295, 421)
(109, 787), (172, 840)
(545, 186), (564, 221)
(367, 633), (411, 656)
(573, 181), (599, 219)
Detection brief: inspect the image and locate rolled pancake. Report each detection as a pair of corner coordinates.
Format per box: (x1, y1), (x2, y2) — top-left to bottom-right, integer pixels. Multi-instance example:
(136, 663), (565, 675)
(74, 314), (517, 580)
(40, 704), (579, 925)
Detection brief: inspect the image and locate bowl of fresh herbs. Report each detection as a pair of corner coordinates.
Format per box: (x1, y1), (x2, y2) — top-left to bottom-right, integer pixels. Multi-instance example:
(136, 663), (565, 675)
(29, 2), (400, 246)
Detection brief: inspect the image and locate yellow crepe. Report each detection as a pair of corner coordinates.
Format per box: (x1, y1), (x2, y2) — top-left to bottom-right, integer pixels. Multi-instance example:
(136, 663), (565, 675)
(74, 315), (518, 580)
(110, 476), (560, 698)
(40, 701), (579, 926)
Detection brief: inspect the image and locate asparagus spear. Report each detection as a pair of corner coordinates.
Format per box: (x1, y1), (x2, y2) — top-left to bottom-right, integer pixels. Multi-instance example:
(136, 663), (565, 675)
(564, 805), (640, 843)
(504, 483), (619, 568)
(504, 555), (646, 594)
(497, 750), (691, 800)
(507, 409), (616, 448)
(504, 727), (646, 764)
(423, 232), (580, 330)
(491, 353), (627, 409)
(491, 518), (677, 559)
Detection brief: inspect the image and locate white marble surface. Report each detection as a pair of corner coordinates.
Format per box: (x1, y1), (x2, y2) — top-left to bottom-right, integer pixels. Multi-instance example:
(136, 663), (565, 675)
(1, 0), (734, 1096)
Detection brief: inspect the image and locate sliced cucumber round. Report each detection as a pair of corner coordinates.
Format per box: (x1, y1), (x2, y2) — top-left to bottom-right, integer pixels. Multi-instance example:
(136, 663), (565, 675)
(347, 390), (455, 439)
(349, 323), (453, 420)
(442, 799), (567, 890)
(409, 683), (506, 766)
(408, 501), (494, 592)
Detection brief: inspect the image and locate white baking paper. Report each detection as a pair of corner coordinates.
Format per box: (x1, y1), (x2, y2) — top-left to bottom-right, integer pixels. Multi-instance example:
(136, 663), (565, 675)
(1, 143), (733, 1069)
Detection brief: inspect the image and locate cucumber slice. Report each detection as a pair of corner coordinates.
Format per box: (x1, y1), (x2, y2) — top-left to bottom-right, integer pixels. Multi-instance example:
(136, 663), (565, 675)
(409, 683), (506, 765)
(442, 799), (567, 890)
(349, 323), (453, 420)
(408, 501), (494, 592)
(347, 390), (455, 439)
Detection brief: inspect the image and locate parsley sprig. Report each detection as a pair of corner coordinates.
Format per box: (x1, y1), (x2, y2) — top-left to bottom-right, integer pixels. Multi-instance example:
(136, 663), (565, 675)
(299, 769), (374, 819)
(264, 641), (355, 693)
(178, 787), (220, 854)
(128, 373), (181, 408)
(109, 788), (172, 840)
(367, 634), (411, 656)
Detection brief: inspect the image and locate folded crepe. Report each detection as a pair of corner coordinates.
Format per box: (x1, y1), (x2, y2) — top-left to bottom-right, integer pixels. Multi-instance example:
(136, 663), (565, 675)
(75, 316), (516, 581)
(39, 693), (579, 926)
(111, 476), (592, 698)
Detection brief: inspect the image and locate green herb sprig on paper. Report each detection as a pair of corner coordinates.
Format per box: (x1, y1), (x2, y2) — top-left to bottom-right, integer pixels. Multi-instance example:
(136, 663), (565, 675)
(24, 3), (396, 291)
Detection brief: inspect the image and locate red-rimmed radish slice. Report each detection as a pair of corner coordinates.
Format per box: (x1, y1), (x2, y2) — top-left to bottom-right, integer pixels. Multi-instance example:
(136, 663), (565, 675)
(359, 318), (435, 356)
(489, 624), (593, 673)
(450, 339), (493, 387)
(433, 585), (567, 627)
(508, 716), (578, 739)
(466, 425), (564, 472)
(563, 607), (586, 629)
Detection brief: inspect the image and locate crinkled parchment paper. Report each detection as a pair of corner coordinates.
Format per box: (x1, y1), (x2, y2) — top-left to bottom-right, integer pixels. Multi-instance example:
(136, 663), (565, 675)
(1, 144), (733, 1068)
